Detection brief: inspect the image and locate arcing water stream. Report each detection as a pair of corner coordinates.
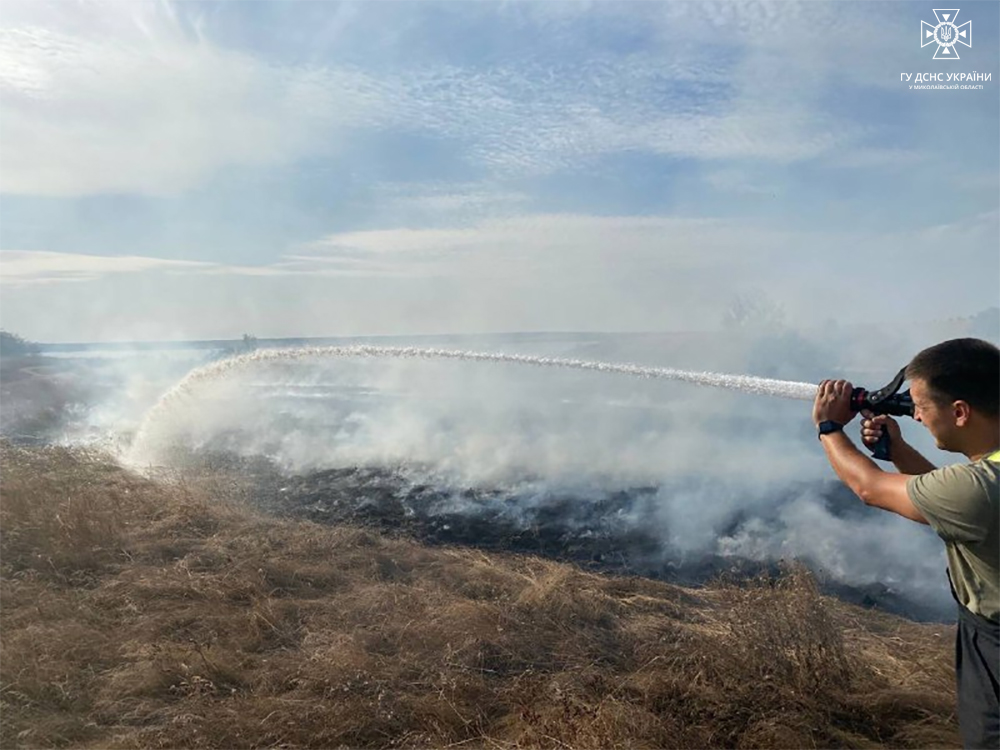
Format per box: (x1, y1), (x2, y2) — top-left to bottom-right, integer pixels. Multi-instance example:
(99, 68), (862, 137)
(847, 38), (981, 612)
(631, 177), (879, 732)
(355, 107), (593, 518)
(128, 345), (819, 463)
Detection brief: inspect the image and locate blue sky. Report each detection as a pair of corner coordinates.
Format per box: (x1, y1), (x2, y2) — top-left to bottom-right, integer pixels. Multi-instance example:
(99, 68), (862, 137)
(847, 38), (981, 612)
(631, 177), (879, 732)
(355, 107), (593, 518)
(0, 0), (997, 342)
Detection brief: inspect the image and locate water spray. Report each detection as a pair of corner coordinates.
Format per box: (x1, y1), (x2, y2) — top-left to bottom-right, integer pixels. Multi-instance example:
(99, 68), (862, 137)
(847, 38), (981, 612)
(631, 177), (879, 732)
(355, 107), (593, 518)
(128, 346), (922, 465)
(128, 345), (819, 463)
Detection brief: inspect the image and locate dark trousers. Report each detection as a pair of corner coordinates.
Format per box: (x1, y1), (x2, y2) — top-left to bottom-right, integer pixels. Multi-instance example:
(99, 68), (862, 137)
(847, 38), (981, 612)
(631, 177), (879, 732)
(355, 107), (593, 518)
(957, 603), (1000, 749)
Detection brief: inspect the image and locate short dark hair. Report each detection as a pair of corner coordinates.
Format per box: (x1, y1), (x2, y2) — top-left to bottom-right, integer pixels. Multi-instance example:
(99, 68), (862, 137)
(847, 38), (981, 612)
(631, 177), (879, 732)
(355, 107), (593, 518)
(906, 338), (1000, 417)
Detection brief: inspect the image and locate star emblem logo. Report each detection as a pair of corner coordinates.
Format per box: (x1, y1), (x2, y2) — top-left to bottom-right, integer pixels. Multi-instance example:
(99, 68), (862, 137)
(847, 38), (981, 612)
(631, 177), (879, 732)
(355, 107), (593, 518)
(921, 9), (971, 60)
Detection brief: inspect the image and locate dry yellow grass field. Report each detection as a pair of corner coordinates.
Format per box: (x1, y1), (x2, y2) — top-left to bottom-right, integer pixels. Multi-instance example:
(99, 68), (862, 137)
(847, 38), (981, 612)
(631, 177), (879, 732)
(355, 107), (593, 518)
(1, 441), (959, 749)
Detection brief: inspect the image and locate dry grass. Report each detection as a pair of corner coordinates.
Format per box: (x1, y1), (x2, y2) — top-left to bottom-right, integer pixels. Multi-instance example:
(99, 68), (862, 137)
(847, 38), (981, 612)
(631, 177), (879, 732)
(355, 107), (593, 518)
(1, 442), (959, 749)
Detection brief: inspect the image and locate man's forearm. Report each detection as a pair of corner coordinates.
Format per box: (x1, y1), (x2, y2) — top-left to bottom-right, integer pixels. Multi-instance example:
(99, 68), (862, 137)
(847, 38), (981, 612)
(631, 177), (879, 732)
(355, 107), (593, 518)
(819, 431), (884, 500)
(889, 440), (937, 475)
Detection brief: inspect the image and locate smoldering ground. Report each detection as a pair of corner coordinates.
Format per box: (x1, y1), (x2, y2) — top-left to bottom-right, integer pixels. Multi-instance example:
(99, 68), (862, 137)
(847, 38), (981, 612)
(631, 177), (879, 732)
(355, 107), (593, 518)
(102, 327), (958, 621)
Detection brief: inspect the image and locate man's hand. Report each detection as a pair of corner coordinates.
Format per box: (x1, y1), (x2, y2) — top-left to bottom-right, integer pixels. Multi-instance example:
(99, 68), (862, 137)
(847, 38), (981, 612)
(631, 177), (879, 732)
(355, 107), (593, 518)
(860, 409), (937, 475)
(812, 379), (857, 427)
(860, 410), (902, 449)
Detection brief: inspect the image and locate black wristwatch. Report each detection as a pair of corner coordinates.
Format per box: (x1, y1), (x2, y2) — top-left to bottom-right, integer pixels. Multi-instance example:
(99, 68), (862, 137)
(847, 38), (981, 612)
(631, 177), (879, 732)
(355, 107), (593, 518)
(817, 420), (844, 439)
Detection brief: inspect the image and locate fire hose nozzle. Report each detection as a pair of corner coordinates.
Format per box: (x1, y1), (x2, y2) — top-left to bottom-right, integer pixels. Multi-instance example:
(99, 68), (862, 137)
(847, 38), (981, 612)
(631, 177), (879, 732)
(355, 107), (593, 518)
(848, 367), (914, 460)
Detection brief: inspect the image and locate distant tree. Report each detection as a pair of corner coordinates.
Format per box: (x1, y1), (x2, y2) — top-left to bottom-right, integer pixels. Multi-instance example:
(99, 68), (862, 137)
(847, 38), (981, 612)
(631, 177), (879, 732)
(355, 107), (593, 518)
(0, 330), (38, 357)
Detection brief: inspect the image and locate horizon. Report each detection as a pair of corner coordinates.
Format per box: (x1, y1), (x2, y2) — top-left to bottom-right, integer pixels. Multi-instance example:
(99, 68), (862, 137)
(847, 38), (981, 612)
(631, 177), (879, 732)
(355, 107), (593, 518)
(7, 304), (995, 348)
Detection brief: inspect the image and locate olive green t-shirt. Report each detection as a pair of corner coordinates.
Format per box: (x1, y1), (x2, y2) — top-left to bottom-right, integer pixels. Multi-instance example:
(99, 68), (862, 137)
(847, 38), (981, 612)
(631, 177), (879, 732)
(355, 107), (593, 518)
(907, 454), (1000, 622)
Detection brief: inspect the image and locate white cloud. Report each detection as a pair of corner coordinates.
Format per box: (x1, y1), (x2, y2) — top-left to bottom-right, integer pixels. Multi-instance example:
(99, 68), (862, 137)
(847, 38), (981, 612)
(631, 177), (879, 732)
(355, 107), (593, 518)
(0, 1), (915, 197)
(374, 182), (531, 220)
(367, 59), (853, 175)
(0, 249), (218, 285)
(1, 207), (996, 341)
(5, 207), (996, 296)
(825, 148), (925, 169)
(703, 169), (777, 195)
(0, 249), (397, 286)
(0, 1), (387, 195)
(303, 213), (792, 274)
(377, 0), (917, 173)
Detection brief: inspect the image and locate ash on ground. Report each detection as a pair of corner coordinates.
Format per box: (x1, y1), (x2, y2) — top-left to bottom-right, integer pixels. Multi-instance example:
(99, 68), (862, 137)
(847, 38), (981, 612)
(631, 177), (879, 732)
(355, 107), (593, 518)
(177, 448), (949, 623)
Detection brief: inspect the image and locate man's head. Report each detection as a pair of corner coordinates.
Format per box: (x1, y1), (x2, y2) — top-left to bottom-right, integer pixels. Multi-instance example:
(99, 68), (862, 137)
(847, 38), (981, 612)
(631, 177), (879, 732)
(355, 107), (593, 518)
(906, 338), (1000, 453)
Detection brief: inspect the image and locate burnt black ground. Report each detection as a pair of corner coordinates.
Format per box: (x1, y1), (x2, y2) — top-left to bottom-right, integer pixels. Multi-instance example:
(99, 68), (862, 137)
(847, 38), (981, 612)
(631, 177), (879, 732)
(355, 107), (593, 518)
(179, 451), (949, 623)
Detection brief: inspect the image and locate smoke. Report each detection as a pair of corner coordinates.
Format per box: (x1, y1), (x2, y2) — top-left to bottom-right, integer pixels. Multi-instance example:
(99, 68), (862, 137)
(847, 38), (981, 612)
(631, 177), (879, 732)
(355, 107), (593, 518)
(92, 330), (954, 619)
(43, 349), (220, 450)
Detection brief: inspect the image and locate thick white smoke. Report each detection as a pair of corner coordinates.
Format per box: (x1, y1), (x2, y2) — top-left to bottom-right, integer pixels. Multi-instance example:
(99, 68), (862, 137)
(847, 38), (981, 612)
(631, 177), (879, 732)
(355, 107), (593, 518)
(108, 337), (951, 618)
(34, 324), (974, 619)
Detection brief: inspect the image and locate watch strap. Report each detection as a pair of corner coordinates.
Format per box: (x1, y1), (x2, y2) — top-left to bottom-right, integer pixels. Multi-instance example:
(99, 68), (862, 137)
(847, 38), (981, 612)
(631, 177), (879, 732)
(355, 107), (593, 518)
(817, 420), (844, 439)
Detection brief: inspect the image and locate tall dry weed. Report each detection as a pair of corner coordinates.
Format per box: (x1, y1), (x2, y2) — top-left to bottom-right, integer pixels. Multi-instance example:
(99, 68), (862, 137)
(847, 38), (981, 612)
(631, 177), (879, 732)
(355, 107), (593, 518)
(0, 442), (960, 749)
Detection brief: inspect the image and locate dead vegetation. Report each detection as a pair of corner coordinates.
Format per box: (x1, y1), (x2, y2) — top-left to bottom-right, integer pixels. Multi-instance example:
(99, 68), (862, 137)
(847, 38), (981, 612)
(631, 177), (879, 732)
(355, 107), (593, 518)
(1, 442), (959, 749)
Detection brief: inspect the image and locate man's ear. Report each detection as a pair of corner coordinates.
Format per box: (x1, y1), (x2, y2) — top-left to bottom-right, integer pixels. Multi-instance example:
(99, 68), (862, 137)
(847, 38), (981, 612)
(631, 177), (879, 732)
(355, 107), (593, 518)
(953, 400), (972, 426)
